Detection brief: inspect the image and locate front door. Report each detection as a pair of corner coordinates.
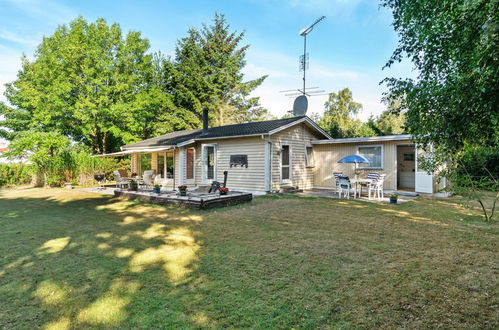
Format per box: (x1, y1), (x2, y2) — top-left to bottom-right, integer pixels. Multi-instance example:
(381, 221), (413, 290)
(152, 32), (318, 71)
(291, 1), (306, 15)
(202, 144), (216, 183)
(415, 145), (433, 193)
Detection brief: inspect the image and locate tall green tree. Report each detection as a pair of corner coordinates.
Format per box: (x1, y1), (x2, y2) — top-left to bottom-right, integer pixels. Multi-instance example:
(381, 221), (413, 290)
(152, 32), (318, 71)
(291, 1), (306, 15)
(382, 0), (498, 220)
(1, 17), (167, 153)
(381, 0), (499, 153)
(168, 13), (269, 128)
(367, 96), (407, 135)
(318, 88), (375, 138)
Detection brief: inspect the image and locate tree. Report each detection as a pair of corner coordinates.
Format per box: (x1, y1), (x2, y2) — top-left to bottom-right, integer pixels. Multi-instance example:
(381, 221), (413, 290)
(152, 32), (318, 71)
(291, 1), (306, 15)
(1, 17), (164, 153)
(367, 96), (407, 135)
(382, 0), (499, 220)
(6, 131), (70, 186)
(318, 88), (375, 138)
(381, 0), (499, 153)
(168, 13), (270, 128)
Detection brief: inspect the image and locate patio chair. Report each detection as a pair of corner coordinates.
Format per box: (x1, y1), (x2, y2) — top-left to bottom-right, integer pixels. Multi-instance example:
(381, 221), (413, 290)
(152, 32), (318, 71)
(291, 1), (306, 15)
(338, 177), (355, 199)
(141, 170), (155, 189)
(113, 170), (129, 189)
(333, 172), (343, 194)
(118, 169), (129, 178)
(368, 174), (386, 199)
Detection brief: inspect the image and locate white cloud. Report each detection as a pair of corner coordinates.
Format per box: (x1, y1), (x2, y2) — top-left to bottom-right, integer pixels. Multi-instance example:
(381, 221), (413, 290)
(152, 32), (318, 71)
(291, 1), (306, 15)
(0, 29), (39, 47)
(0, 45), (23, 103)
(2, 0), (76, 26)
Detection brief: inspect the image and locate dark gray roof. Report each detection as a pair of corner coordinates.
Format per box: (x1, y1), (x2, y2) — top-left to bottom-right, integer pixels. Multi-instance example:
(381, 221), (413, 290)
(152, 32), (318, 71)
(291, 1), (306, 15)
(122, 116), (328, 149)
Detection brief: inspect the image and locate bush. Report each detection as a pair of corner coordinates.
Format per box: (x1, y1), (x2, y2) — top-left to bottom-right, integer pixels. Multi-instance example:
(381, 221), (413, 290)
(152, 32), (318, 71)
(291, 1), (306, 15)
(455, 144), (499, 190)
(0, 163), (34, 187)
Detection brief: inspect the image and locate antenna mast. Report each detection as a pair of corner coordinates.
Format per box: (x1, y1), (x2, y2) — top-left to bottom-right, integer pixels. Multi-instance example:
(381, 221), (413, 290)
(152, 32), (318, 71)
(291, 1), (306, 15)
(299, 16), (326, 95)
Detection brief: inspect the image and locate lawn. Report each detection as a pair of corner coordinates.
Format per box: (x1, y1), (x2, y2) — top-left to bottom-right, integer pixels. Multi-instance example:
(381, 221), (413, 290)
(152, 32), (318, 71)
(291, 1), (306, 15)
(0, 187), (497, 329)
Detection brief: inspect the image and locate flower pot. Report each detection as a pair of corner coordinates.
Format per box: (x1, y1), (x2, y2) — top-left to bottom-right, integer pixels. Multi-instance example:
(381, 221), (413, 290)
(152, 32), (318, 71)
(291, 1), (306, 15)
(179, 190), (187, 197)
(390, 198), (397, 204)
(153, 187), (161, 194)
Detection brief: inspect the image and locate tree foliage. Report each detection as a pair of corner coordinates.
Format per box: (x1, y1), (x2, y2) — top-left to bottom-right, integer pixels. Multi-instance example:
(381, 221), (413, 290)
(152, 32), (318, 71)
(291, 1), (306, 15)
(381, 0), (499, 153)
(382, 0), (499, 221)
(367, 96), (407, 135)
(1, 17), (171, 154)
(318, 88), (375, 138)
(168, 13), (270, 128)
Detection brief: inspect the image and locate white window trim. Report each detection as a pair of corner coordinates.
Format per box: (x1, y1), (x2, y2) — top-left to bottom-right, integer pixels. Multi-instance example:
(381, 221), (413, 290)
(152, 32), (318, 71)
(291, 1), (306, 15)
(185, 147), (196, 184)
(356, 144), (384, 169)
(201, 143), (217, 184)
(280, 143), (292, 184)
(305, 145), (315, 168)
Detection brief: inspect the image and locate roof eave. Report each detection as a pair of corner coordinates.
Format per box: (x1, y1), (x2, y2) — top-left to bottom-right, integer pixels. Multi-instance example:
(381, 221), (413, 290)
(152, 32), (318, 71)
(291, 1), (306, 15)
(311, 134), (413, 144)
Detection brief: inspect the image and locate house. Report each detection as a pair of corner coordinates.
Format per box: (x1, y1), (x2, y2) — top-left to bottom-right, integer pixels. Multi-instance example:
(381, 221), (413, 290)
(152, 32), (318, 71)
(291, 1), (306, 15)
(100, 110), (443, 195)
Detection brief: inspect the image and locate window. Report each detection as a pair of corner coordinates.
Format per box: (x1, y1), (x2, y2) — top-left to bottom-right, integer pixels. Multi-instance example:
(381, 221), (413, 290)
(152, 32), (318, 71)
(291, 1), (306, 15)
(305, 146), (314, 167)
(357, 145), (383, 169)
(186, 148), (194, 180)
(157, 153), (165, 177)
(165, 155), (174, 178)
(157, 153), (174, 178)
(205, 146), (215, 180)
(140, 153), (151, 174)
(281, 145), (290, 181)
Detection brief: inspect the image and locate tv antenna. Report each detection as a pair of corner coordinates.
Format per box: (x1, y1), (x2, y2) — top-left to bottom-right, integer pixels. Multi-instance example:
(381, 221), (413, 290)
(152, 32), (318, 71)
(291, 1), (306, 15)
(279, 16), (328, 116)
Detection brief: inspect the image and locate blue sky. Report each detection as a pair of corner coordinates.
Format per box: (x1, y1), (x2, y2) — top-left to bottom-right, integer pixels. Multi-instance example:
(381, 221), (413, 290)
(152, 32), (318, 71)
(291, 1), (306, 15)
(0, 0), (415, 129)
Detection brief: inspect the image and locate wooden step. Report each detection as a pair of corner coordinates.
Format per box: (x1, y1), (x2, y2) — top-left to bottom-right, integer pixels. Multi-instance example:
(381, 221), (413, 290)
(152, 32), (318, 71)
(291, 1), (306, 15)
(280, 186), (303, 193)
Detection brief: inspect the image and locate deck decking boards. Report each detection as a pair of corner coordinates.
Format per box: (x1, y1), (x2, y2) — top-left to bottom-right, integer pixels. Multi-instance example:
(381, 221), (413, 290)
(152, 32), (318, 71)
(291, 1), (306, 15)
(113, 190), (253, 209)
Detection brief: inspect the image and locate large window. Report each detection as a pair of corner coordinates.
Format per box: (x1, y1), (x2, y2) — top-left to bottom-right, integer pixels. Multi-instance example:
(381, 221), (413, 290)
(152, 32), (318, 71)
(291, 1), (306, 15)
(186, 148), (194, 180)
(156, 153), (174, 178)
(357, 145), (383, 169)
(281, 145), (290, 181)
(305, 146), (314, 167)
(140, 153), (151, 174)
(157, 153), (165, 177)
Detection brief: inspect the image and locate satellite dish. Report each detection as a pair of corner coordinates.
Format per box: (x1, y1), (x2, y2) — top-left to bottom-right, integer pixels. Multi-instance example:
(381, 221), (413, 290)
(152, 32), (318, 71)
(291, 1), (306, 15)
(293, 95), (308, 116)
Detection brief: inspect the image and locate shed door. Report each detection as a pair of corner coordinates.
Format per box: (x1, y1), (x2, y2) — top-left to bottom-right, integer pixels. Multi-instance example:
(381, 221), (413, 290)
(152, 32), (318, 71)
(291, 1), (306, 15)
(415, 145), (433, 193)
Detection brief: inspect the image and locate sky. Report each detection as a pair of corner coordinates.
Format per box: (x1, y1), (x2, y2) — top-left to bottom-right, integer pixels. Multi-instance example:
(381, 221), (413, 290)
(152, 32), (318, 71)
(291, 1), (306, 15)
(0, 0), (416, 144)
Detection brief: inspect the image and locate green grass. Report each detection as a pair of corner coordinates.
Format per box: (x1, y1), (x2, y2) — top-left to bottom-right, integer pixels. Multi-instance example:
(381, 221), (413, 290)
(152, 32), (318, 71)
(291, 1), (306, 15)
(0, 187), (497, 329)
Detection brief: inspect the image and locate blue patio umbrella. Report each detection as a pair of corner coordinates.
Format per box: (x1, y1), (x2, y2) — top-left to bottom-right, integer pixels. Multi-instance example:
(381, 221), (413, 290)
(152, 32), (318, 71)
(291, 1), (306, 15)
(337, 154), (371, 164)
(337, 154), (371, 176)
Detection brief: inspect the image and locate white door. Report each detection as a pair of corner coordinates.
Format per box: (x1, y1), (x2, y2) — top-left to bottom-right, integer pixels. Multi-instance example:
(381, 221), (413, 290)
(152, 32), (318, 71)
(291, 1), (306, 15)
(281, 145), (291, 184)
(415, 145), (433, 193)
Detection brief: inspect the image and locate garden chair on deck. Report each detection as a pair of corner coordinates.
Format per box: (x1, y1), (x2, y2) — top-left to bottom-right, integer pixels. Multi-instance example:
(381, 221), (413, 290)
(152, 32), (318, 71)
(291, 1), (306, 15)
(141, 170), (155, 189)
(113, 171), (129, 189)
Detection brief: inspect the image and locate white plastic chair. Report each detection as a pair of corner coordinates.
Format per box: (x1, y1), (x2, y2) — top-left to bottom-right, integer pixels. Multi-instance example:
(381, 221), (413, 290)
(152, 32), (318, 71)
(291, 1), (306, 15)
(333, 172), (343, 195)
(113, 170), (129, 189)
(368, 174), (386, 199)
(338, 177), (355, 199)
(142, 170), (155, 189)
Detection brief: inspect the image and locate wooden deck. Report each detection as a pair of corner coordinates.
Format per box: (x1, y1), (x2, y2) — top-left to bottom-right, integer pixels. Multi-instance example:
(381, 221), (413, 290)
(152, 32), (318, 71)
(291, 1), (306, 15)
(113, 189), (253, 210)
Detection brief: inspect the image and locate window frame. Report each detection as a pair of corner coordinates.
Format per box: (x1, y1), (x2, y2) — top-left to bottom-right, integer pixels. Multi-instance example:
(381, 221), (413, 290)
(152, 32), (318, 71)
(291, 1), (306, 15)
(305, 146), (315, 167)
(356, 144), (384, 169)
(201, 143), (217, 183)
(281, 144), (291, 183)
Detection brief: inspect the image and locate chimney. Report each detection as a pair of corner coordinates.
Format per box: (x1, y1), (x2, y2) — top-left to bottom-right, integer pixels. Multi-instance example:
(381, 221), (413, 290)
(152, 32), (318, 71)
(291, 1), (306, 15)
(202, 109), (209, 133)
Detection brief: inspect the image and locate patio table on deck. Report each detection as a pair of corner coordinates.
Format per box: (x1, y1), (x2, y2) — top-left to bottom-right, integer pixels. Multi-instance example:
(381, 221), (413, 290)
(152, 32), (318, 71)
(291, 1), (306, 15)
(350, 178), (373, 198)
